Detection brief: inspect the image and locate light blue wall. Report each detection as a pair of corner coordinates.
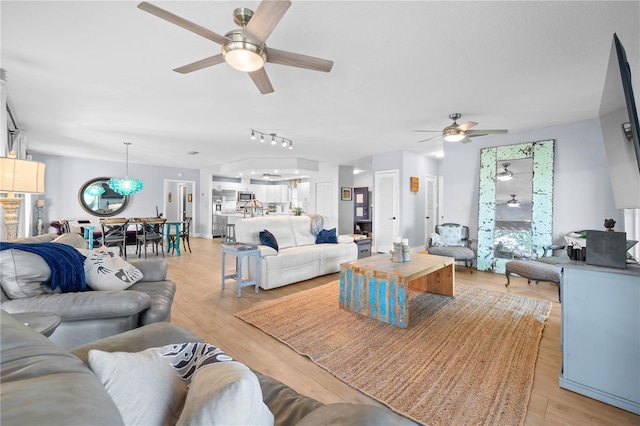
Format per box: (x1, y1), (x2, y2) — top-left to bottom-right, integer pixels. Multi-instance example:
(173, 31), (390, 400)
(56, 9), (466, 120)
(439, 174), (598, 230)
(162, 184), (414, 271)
(32, 153), (200, 233)
(441, 118), (619, 247)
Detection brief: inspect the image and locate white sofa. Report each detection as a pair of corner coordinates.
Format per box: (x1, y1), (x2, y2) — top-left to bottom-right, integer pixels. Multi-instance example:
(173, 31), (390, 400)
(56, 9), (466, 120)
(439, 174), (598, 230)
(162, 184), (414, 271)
(235, 215), (357, 290)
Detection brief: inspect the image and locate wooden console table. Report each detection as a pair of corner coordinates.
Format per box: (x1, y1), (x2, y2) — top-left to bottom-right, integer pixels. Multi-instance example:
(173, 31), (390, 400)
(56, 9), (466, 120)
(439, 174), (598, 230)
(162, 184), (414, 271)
(339, 253), (455, 328)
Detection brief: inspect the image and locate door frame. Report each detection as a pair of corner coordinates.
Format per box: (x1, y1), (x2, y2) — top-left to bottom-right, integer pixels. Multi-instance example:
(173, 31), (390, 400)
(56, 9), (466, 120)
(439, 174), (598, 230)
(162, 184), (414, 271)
(373, 170), (399, 253)
(424, 175), (437, 246)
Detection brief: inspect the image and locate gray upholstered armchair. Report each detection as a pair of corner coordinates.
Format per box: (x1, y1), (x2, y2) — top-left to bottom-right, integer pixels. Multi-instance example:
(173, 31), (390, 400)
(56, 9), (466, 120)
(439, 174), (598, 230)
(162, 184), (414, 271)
(426, 223), (475, 272)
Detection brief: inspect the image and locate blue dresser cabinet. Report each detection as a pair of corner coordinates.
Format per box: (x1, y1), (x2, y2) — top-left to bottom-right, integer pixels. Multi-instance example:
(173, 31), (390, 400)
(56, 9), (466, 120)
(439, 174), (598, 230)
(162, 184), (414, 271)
(559, 263), (640, 414)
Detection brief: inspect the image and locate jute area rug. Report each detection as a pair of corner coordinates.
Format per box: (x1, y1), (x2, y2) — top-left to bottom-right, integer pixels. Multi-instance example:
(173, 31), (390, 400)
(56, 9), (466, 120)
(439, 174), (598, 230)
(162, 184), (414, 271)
(236, 281), (552, 426)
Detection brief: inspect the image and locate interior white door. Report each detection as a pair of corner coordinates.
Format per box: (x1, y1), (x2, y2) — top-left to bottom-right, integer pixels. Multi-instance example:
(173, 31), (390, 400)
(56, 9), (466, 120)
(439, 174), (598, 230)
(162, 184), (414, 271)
(374, 170), (399, 253)
(314, 181), (332, 218)
(424, 175), (436, 246)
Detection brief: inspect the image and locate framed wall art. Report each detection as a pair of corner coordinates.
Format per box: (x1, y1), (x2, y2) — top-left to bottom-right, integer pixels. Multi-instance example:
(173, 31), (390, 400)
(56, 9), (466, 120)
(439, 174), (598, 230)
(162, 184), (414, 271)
(341, 187), (352, 201)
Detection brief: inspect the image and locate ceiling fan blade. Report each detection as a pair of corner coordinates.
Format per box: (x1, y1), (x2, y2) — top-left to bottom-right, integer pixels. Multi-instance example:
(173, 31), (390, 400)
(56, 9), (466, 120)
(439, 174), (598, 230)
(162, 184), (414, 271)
(457, 121), (478, 131)
(173, 54), (225, 74)
(466, 129), (509, 137)
(138, 2), (228, 45)
(417, 135), (442, 143)
(248, 68), (274, 94)
(460, 137), (473, 144)
(267, 48), (333, 72)
(242, 0), (291, 45)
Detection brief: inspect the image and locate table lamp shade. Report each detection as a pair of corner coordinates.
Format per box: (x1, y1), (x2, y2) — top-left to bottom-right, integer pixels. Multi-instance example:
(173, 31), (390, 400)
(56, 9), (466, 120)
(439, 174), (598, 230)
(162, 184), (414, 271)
(0, 157), (46, 194)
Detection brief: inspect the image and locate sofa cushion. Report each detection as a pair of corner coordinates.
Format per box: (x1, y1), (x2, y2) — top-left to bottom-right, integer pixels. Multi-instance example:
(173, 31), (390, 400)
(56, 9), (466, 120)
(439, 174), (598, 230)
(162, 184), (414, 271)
(53, 232), (89, 249)
(290, 216), (317, 246)
(0, 249), (50, 298)
(316, 228), (338, 244)
(259, 230), (279, 252)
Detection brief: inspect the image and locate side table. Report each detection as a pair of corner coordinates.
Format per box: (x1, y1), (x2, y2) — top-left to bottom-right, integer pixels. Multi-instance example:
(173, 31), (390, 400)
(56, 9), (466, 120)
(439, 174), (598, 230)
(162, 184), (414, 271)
(221, 243), (260, 297)
(11, 312), (61, 337)
(355, 237), (372, 259)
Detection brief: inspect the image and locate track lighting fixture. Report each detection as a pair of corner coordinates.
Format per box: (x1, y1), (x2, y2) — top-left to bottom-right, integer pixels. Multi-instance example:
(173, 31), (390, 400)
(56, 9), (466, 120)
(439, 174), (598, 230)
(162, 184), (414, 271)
(250, 129), (293, 150)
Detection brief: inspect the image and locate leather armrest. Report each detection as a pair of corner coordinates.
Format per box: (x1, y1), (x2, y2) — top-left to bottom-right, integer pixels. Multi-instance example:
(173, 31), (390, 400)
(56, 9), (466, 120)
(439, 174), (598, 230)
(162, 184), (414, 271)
(128, 259), (168, 281)
(1, 290), (152, 321)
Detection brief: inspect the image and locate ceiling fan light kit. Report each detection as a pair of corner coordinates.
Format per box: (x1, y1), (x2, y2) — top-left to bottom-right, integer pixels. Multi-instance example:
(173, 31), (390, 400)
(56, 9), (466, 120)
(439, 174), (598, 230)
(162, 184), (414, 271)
(416, 113), (508, 144)
(138, 1), (333, 94)
(251, 129), (293, 150)
(497, 162), (514, 181)
(222, 29), (266, 72)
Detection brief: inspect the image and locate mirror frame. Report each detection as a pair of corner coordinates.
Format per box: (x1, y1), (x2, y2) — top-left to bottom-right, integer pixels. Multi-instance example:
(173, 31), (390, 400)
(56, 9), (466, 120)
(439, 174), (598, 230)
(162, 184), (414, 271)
(78, 177), (130, 217)
(477, 140), (555, 273)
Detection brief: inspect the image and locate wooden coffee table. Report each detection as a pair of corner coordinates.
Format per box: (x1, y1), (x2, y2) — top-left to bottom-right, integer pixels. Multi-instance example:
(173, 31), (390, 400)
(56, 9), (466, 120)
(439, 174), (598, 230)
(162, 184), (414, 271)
(339, 253), (455, 328)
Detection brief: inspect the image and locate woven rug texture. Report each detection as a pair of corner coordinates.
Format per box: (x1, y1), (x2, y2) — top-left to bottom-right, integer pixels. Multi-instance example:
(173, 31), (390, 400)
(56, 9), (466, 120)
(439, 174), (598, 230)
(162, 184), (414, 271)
(236, 282), (552, 426)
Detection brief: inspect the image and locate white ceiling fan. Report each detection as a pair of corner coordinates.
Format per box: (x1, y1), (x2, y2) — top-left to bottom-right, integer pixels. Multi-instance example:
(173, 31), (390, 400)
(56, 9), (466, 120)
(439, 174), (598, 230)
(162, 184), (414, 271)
(138, 1), (334, 94)
(415, 113), (508, 144)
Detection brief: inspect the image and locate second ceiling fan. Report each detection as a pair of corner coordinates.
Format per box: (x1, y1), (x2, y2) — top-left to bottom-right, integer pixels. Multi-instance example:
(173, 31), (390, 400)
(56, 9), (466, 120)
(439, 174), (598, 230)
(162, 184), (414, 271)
(415, 113), (508, 144)
(138, 1), (333, 94)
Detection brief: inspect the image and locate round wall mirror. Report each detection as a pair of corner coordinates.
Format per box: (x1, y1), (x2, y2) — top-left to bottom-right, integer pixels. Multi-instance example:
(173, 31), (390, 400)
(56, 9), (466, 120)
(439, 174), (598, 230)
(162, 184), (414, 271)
(78, 177), (130, 217)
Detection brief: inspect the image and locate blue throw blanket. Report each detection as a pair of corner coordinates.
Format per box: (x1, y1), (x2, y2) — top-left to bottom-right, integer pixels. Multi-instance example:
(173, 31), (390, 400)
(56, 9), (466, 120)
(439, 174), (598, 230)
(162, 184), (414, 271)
(0, 242), (87, 292)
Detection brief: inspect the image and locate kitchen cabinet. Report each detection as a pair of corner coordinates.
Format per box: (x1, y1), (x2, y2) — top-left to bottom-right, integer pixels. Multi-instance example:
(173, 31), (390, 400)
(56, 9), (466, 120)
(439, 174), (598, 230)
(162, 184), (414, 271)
(298, 182), (309, 203)
(251, 184), (267, 202)
(559, 262), (640, 415)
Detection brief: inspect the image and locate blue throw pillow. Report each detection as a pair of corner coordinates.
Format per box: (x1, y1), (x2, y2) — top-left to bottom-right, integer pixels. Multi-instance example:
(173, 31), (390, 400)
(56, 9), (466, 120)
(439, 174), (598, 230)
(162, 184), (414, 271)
(316, 228), (338, 244)
(259, 230), (279, 251)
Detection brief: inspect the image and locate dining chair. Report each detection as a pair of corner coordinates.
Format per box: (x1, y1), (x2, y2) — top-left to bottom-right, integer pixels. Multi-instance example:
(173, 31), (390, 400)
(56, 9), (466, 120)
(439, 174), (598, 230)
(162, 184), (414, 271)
(168, 217), (192, 254)
(136, 219), (166, 259)
(98, 219), (129, 259)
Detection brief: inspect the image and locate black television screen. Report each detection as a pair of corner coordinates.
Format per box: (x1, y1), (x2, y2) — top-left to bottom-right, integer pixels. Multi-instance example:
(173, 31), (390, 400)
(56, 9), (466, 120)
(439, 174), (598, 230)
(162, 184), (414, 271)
(599, 33), (640, 209)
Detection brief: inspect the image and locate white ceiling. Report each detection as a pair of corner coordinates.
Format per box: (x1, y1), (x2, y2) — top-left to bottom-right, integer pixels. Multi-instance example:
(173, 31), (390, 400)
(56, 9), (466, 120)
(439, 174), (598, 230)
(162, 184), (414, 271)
(2, 1), (639, 179)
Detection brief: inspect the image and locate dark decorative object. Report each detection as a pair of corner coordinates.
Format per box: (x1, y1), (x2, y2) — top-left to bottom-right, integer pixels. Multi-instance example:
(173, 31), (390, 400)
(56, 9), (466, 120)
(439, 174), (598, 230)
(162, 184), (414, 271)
(604, 218), (616, 232)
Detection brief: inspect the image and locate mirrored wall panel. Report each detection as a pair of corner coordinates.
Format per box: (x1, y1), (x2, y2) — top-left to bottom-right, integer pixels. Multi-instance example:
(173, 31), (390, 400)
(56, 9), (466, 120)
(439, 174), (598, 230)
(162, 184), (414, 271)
(477, 140), (554, 273)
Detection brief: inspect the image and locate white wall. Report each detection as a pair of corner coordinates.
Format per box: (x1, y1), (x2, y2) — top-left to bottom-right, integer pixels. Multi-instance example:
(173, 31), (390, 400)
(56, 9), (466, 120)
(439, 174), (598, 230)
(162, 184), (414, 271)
(371, 150), (440, 248)
(338, 165), (354, 234)
(441, 118), (619, 247)
(32, 153), (200, 234)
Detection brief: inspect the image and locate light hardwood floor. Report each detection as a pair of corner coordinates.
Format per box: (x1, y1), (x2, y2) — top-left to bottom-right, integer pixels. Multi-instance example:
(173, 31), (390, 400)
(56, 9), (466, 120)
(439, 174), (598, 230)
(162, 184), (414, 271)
(163, 237), (639, 425)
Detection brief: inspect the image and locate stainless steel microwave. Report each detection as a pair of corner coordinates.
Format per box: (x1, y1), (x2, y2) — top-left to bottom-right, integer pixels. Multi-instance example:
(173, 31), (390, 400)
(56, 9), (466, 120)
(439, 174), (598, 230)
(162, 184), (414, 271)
(238, 191), (255, 201)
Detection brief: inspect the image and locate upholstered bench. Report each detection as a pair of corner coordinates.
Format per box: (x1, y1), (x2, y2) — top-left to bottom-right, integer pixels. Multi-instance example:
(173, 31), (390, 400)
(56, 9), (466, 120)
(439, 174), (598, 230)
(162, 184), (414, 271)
(505, 260), (561, 301)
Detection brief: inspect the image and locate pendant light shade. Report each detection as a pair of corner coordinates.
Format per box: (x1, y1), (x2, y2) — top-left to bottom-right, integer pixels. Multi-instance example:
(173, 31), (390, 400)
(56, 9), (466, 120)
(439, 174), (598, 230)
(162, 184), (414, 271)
(109, 142), (144, 196)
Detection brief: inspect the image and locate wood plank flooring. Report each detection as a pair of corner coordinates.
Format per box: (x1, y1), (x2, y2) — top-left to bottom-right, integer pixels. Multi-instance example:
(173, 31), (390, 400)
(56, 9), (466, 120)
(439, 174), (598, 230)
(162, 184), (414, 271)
(162, 237), (640, 425)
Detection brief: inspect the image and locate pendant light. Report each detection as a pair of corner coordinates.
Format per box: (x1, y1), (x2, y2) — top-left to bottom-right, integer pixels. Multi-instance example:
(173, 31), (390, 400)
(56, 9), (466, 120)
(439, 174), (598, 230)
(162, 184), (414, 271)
(109, 142), (144, 196)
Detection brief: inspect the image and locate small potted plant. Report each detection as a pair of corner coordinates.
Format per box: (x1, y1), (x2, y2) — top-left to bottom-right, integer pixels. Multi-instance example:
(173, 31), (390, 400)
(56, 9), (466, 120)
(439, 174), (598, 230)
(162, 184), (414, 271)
(293, 207), (304, 216)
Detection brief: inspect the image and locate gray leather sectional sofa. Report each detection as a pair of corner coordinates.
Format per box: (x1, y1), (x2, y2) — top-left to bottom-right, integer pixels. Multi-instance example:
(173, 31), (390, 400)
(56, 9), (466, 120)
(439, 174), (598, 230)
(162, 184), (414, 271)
(1, 310), (416, 425)
(0, 233), (175, 348)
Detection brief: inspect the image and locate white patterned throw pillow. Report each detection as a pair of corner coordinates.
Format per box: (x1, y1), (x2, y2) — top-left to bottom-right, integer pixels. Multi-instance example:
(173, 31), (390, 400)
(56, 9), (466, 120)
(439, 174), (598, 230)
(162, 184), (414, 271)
(82, 247), (143, 291)
(88, 342), (273, 426)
